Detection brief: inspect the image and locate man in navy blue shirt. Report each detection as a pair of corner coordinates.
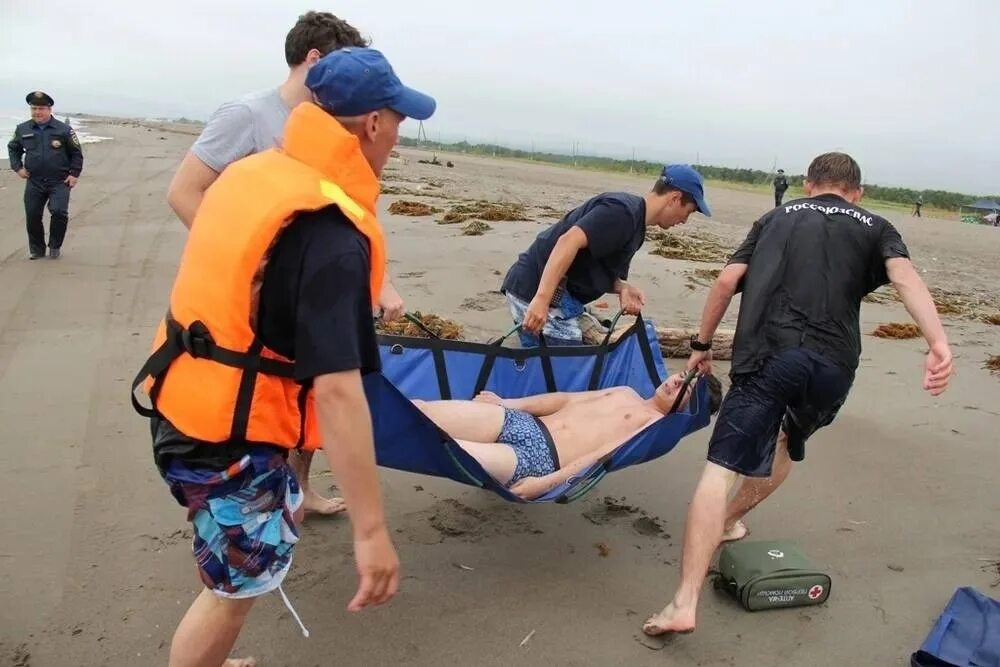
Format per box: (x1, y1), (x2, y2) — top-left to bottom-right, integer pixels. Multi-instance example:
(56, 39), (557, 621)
(7, 91), (84, 259)
(501, 164), (711, 346)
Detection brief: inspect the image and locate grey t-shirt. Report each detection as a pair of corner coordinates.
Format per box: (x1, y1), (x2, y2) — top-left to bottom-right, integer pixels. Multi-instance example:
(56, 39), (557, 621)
(191, 88), (290, 172)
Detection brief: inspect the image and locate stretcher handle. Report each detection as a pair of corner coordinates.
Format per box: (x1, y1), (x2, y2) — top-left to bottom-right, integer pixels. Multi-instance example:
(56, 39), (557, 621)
(402, 312), (441, 339)
(490, 323), (549, 348)
(492, 307), (632, 348)
(374, 311), (443, 339)
(597, 308), (629, 347)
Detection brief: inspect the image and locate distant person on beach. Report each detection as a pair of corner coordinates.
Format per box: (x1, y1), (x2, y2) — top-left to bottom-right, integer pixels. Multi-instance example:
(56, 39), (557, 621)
(167, 11), (404, 517)
(414, 372), (722, 499)
(772, 168), (789, 207)
(6, 91), (84, 259)
(133, 48), (435, 666)
(642, 152), (953, 639)
(501, 165), (711, 347)
(913, 194), (923, 217)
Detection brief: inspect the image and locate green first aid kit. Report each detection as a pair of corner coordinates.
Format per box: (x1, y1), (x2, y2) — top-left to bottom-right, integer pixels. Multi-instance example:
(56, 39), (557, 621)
(715, 540), (831, 611)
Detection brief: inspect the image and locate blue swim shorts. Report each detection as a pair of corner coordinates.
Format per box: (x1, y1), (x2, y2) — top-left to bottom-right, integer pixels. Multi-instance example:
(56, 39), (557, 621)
(160, 447), (303, 598)
(707, 347), (853, 477)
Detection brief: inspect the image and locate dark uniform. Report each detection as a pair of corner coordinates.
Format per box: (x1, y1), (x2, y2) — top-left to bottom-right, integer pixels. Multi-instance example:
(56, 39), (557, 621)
(7, 92), (84, 258)
(773, 171), (789, 207)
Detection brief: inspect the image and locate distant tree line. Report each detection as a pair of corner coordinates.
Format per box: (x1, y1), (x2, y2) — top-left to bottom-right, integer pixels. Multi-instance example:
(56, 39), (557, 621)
(398, 137), (997, 211)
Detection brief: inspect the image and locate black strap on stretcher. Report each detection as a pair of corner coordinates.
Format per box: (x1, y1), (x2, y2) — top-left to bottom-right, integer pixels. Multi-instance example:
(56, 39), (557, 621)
(376, 309), (662, 406)
(472, 327), (558, 396)
(130, 312), (295, 441)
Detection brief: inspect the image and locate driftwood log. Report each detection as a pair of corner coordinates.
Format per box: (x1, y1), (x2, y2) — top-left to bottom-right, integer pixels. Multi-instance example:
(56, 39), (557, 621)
(656, 327), (735, 360)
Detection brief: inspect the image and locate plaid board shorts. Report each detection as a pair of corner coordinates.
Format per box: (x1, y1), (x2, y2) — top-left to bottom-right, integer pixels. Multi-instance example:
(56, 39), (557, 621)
(505, 290), (585, 347)
(160, 447), (303, 598)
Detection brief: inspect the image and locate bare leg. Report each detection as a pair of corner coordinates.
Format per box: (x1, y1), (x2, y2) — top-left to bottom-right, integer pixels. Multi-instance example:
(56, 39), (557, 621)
(289, 449), (346, 517)
(722, 432), (793, 541)
(169, 588), (257, 667)
(643, 462), (739, 636)
(413, 399), (505, 443)
(454, 439), (518, 486)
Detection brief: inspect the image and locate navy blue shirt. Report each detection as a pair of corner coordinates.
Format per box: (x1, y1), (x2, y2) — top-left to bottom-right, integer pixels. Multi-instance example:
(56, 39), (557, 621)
(727, 193), (910, 378)
(501, 192), (646, 304)
(7, 117), (84, 180)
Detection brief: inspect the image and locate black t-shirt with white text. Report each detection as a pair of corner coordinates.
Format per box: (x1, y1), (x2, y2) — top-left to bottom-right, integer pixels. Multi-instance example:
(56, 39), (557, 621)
(727, 194), (910, 378)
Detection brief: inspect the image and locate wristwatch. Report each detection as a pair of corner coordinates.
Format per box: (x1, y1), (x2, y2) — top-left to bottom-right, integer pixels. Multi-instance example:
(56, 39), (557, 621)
(689, 335), (712, 352)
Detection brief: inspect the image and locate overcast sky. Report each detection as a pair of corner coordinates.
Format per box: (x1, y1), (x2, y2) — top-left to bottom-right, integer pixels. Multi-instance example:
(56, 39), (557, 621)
(2, 1), (997, 193)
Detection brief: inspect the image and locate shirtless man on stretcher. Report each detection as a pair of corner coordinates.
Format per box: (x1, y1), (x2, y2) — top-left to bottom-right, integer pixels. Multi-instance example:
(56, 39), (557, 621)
(414, 372), (723, 500)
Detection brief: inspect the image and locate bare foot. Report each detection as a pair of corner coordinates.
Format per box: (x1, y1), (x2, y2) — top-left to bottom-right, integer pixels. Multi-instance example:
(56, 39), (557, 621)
(224, 658), (256, 667)
(302, 488), (347, 517)
(642, 602), (696, 636)
(721, 520), (749, 543)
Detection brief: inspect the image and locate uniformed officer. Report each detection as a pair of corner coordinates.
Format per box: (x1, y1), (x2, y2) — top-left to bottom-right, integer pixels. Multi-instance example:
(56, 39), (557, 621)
(773, 168), (789, 207)
(6, 91), (84, 259)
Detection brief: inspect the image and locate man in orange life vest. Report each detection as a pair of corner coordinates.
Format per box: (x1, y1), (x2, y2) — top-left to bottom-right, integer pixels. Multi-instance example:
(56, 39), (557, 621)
(131, 48), (435, 666)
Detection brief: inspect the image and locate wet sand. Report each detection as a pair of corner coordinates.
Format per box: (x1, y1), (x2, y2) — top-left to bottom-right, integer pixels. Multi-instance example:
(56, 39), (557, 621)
(0, 121), (997, 666)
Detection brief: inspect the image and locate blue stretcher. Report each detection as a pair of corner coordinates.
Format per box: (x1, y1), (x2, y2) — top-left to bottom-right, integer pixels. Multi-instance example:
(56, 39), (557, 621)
(366, 313), (713, 503)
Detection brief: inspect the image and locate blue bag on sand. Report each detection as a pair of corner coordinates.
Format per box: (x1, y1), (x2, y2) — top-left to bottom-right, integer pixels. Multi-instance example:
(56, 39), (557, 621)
(911, 587), (1000, 667)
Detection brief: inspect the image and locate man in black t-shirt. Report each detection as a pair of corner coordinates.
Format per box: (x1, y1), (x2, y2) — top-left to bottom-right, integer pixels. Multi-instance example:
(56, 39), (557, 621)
(644, 152), (954, 638)
(501, 164), (711, 347)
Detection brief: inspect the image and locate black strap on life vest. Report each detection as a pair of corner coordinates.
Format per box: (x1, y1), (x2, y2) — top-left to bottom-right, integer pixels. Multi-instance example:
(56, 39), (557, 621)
(130, 312), (295, 431)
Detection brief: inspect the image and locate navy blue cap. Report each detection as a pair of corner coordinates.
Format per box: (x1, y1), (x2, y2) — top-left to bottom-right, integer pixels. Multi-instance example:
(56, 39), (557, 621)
(661, 164), (711, 217)
(26, 90), (54, 106)
(305, 47), (436, 121)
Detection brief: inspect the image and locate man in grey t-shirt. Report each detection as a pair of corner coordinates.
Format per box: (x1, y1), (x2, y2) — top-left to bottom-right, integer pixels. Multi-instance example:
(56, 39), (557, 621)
(188, 87), (290, 175)
(166, 12), (406, 518)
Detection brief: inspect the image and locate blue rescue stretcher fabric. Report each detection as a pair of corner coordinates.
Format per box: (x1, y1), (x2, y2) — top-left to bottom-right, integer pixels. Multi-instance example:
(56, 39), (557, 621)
(365, 316), (712, 503)
(911, 587), (1000, 667)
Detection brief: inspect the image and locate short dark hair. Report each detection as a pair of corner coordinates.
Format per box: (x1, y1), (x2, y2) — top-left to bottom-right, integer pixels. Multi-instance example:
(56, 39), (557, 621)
(806, 152), (862, 190)
(284, 11), (369, 67)
(703, 374), (723, 415)
(651, 178), (695, 206)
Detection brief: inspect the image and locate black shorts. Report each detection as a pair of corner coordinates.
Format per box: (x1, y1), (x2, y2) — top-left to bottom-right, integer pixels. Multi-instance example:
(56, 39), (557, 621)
(707, 347), (853, 477)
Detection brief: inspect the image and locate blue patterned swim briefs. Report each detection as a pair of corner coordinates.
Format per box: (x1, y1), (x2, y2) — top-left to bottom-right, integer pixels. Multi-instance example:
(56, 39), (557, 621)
(498, 408), (561, 484)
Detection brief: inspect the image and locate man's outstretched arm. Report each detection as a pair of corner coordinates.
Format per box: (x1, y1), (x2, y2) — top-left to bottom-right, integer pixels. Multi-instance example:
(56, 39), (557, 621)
(885, 257), (953, 395)
(315, 369), (400, 611)
(521, 226), (589, 333)
(696, 263), (746, 344)
(687, 262), (747, 372)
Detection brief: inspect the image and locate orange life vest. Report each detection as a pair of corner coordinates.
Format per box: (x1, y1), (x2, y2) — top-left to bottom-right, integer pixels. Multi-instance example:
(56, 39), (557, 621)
(131, 102), (385, 450)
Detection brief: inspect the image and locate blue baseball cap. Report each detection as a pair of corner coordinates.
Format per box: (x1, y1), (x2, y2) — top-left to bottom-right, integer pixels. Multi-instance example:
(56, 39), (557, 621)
(661, 164), (711, 217)
(305, 47), (436, 121)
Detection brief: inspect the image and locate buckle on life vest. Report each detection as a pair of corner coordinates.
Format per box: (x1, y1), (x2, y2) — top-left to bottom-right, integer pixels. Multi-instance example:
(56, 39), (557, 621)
(180, 321), (214, 359)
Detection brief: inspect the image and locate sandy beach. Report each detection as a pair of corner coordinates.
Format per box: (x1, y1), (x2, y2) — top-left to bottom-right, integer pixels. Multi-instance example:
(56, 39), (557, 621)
(1, 119), (997, 667)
